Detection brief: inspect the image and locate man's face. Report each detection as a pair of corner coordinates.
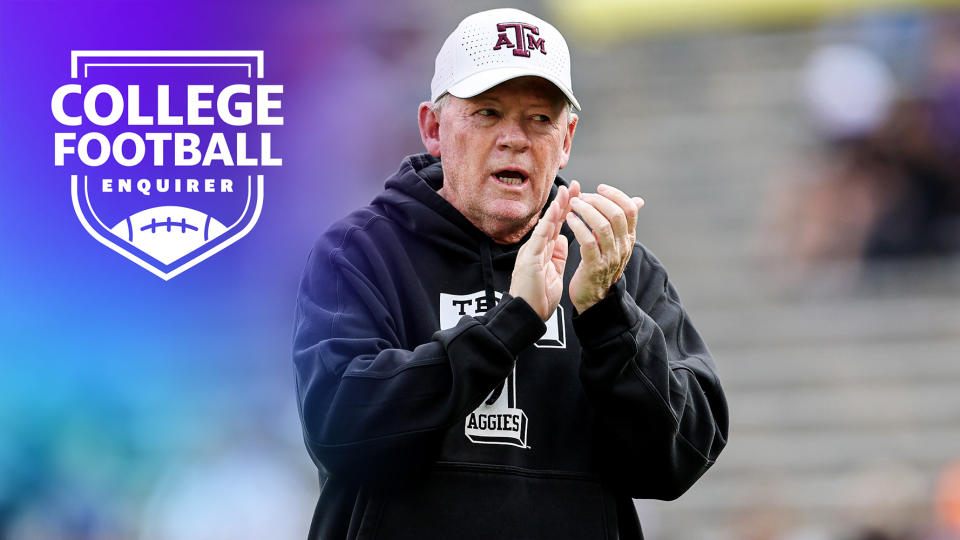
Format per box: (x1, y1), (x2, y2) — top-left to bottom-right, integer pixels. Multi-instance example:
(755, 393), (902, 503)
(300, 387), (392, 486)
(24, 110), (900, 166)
(425, 76), (577, 243)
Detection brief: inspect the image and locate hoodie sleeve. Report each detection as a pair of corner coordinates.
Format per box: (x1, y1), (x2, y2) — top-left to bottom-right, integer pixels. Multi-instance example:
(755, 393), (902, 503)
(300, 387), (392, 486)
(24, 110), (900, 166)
(293, 227), (546, 485)
(572, 246), (728, 500)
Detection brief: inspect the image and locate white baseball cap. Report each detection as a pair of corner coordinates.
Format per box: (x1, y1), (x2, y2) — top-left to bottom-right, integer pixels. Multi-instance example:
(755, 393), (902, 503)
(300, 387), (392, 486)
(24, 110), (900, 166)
(431, 8), (580, 110)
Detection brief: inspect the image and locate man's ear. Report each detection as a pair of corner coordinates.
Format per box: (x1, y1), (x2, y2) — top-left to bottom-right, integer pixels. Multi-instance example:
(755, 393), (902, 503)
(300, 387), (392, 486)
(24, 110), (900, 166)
(558, 112), (578, 169)
(418, 102), (442, 157)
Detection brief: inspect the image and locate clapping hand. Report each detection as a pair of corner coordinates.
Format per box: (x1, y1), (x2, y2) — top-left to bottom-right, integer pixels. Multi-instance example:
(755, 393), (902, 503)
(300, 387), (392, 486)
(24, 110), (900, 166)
(565, 184), (644, 313)
(510, 181), (644, 319)
(508, 182), (580, 321)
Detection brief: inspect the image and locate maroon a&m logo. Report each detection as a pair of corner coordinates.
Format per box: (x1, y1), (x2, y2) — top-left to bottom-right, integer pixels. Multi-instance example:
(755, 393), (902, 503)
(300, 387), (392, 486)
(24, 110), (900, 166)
(493, 23), (546, 57)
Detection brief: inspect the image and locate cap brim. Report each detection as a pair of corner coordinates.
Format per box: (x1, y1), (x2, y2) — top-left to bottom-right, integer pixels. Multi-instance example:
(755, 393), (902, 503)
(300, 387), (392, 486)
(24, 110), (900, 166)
(445, 66), (581, 111)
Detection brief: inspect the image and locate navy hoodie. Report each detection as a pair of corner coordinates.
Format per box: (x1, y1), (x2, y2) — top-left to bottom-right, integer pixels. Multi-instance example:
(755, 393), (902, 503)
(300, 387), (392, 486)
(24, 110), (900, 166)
(293, 153), (728, 539)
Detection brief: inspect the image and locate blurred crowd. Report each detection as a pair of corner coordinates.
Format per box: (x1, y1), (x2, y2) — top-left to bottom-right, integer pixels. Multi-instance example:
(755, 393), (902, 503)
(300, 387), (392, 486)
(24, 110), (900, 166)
(732, 458), (960, 540)
(771, 11), (960, 272)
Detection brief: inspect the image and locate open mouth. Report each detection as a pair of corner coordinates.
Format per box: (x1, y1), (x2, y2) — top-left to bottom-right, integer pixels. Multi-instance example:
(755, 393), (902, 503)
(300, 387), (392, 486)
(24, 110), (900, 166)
(493, 170), (528, 186)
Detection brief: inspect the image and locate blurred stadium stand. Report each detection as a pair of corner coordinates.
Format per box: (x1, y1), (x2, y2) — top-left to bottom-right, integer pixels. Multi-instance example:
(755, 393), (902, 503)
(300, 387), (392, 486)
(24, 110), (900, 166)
(543, 3), (960, 539)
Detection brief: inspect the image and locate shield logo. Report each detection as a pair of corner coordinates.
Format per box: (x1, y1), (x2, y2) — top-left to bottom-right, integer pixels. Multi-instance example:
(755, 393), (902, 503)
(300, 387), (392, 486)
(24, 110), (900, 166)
(56, 51), (279, 279)
(71, 174), (262, 280)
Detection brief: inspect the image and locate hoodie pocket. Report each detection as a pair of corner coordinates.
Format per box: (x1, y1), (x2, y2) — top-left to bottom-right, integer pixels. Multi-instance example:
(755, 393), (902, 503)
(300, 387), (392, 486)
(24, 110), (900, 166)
(363, 466), (617, 540)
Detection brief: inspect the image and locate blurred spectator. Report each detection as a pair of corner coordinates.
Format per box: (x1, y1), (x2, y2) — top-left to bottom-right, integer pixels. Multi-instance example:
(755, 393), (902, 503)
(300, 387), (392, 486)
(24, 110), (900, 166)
(864, 97), (957, 258)
(927, 459), (960, 540)
(770, 13), (960, 275)
(842, 462), (929, 540)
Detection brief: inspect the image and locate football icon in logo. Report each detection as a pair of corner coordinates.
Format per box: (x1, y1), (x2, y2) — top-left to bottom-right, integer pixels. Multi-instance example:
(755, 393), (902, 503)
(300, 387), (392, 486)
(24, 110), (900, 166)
(72, 174), (263, 280)
(110, 206), (229, 265)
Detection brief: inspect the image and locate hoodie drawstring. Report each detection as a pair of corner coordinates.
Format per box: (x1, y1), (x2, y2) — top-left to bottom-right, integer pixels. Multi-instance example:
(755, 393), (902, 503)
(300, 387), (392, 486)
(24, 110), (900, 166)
(480, 241), (505, 406)
(480, 241), (496, 309)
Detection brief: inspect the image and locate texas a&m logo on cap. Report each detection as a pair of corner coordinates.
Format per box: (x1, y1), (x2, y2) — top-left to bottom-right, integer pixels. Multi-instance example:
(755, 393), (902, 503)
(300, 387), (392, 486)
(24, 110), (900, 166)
(493, 22), (546, 57)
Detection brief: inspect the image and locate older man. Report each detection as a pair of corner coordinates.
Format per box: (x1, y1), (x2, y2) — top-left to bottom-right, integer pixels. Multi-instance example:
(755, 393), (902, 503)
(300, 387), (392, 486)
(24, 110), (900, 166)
(294, 8), (727, 539)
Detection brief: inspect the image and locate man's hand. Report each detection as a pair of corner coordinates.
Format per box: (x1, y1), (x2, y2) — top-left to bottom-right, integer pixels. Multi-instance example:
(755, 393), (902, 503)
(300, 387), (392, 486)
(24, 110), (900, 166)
(566, 184), (645, 313)
(509, 183), (580, 321)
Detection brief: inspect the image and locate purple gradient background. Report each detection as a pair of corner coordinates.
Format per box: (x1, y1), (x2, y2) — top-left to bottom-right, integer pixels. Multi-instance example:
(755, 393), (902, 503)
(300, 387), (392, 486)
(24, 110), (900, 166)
(0, 0), (436, 535)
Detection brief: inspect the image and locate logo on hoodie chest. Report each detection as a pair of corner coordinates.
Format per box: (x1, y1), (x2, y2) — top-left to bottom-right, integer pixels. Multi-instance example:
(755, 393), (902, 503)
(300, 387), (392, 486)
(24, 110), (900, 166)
(439, 291), (566, 349)
(440, 291), (566, 449)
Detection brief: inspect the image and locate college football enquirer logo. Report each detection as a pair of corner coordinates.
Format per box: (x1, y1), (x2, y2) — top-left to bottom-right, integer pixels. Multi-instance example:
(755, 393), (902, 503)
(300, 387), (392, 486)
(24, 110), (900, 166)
(52, 51), (282, 279)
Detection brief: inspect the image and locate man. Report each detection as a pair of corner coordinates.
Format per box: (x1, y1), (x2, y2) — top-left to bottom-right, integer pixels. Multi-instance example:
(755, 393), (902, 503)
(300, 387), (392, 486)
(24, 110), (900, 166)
(294, 8), (727, 539)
